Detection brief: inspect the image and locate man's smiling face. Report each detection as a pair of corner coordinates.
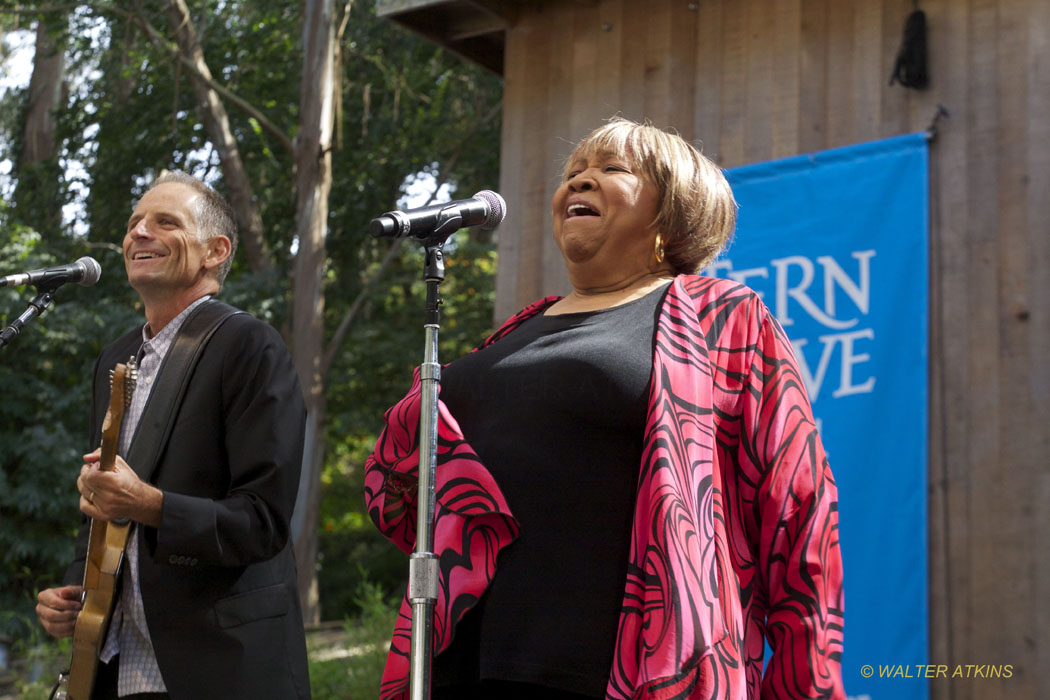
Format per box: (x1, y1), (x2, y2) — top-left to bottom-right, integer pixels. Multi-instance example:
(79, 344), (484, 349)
(123, 182), (209, 296)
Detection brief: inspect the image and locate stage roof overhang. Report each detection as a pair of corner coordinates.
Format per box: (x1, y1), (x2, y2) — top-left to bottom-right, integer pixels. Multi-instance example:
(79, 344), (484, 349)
(375, 0), (513, 76)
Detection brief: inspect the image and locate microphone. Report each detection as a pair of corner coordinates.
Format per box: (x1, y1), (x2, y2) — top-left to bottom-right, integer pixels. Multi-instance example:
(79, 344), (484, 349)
(0, 256), (102, 290)
(369, 190), (507, 241)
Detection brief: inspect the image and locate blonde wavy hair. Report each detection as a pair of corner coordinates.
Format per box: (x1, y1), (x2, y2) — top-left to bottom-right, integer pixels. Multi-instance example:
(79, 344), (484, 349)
(563, 118), (737, 274)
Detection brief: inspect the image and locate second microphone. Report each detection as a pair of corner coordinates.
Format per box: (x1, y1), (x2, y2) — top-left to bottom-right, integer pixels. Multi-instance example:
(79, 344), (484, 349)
(369, 190), (506, 241)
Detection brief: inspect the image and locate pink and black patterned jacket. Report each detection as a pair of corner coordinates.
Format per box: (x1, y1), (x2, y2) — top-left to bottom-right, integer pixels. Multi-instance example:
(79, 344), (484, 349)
(365, 275), (845, 699)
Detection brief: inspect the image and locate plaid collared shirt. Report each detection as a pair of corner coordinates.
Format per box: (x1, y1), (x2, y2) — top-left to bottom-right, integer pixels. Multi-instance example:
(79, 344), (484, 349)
(99, 295), (210, 696)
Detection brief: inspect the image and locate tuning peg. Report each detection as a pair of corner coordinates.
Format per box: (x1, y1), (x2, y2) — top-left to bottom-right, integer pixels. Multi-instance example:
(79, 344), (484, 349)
(124, 355), (138, 403)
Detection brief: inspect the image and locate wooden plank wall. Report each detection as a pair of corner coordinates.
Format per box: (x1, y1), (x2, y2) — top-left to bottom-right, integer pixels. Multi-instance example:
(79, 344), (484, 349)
(496, 1), (1050, 698)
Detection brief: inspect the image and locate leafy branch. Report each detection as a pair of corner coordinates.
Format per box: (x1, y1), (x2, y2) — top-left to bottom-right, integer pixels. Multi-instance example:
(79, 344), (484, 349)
(320, 100), (501, 378)
(127, 2), (295, 159)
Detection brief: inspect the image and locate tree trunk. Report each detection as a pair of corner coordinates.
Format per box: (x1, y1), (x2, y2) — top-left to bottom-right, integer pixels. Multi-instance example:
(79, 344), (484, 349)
(16, 18), (66, 236)
(290, 0), (338, 624)
(22, 20), (64, 166)
(163, 0), (272, 275)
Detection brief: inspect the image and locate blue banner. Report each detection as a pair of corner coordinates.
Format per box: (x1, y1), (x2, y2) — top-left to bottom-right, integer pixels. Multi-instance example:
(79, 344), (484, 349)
(711, 133), (930, 700)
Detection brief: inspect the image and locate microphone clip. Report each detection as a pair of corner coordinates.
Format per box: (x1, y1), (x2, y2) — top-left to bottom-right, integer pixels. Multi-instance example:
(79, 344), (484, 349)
(384, 206), (465, 246)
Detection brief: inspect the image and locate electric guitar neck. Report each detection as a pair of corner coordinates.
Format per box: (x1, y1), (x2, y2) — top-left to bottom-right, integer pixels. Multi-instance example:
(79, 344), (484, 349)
(55, 357), (137, 700)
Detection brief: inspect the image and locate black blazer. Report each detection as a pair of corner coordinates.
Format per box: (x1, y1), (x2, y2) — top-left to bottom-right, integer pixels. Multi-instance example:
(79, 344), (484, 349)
(65, 302), (311, 700)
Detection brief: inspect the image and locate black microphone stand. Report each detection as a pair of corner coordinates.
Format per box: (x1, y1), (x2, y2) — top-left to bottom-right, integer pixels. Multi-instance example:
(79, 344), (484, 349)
(0, 286), (56, 350)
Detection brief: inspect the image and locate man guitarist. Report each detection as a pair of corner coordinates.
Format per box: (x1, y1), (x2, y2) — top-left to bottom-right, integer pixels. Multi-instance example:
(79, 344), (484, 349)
(36, 172), (311, 699)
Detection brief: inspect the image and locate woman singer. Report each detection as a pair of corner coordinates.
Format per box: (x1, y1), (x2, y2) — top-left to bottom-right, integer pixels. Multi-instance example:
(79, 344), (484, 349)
(365, 118), (845, 700)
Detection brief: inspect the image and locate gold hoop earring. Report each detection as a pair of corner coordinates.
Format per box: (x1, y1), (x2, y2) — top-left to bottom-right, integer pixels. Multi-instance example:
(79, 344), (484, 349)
(654, 234), (666, 264)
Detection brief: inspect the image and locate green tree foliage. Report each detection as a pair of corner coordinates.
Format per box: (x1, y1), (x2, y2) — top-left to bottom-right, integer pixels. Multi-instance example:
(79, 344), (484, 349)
(320, 239), (500, 615)
(0, 0), (502, 638)
(0, 214), (141, 639)
(307, 578), (397, 699)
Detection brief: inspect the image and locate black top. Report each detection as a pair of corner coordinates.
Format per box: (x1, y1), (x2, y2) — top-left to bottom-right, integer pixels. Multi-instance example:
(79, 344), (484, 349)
(435, 283), (668, 697)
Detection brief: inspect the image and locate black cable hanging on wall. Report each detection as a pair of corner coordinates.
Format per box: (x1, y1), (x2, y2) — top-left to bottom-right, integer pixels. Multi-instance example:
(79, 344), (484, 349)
(889, 1), (930, 89)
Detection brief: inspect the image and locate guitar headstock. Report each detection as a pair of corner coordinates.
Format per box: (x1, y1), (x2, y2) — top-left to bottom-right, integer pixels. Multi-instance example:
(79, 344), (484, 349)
(107, 356), (138, 408)
(100, 356), (137, 471)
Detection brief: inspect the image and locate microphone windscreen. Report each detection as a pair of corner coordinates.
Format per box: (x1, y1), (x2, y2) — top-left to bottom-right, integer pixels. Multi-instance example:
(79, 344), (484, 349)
(77, 256), (102, 286)
(473, 190), (507, 230)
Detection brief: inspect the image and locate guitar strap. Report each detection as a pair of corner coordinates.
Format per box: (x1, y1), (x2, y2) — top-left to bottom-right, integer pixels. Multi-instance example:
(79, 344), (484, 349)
(124, 299), (244, 482)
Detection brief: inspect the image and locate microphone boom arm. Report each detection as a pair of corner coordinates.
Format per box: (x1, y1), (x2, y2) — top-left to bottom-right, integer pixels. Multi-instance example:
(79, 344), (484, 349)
(0, 288), (55, 351)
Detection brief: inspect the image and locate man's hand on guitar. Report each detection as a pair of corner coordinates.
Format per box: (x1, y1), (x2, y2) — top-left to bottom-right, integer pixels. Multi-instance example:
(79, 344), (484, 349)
(36, 585), (83, 638)
(78, 448), (164, 528)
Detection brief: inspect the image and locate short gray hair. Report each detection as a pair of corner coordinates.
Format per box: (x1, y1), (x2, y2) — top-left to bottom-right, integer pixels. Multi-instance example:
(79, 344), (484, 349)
(149, 170), (238, 285)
